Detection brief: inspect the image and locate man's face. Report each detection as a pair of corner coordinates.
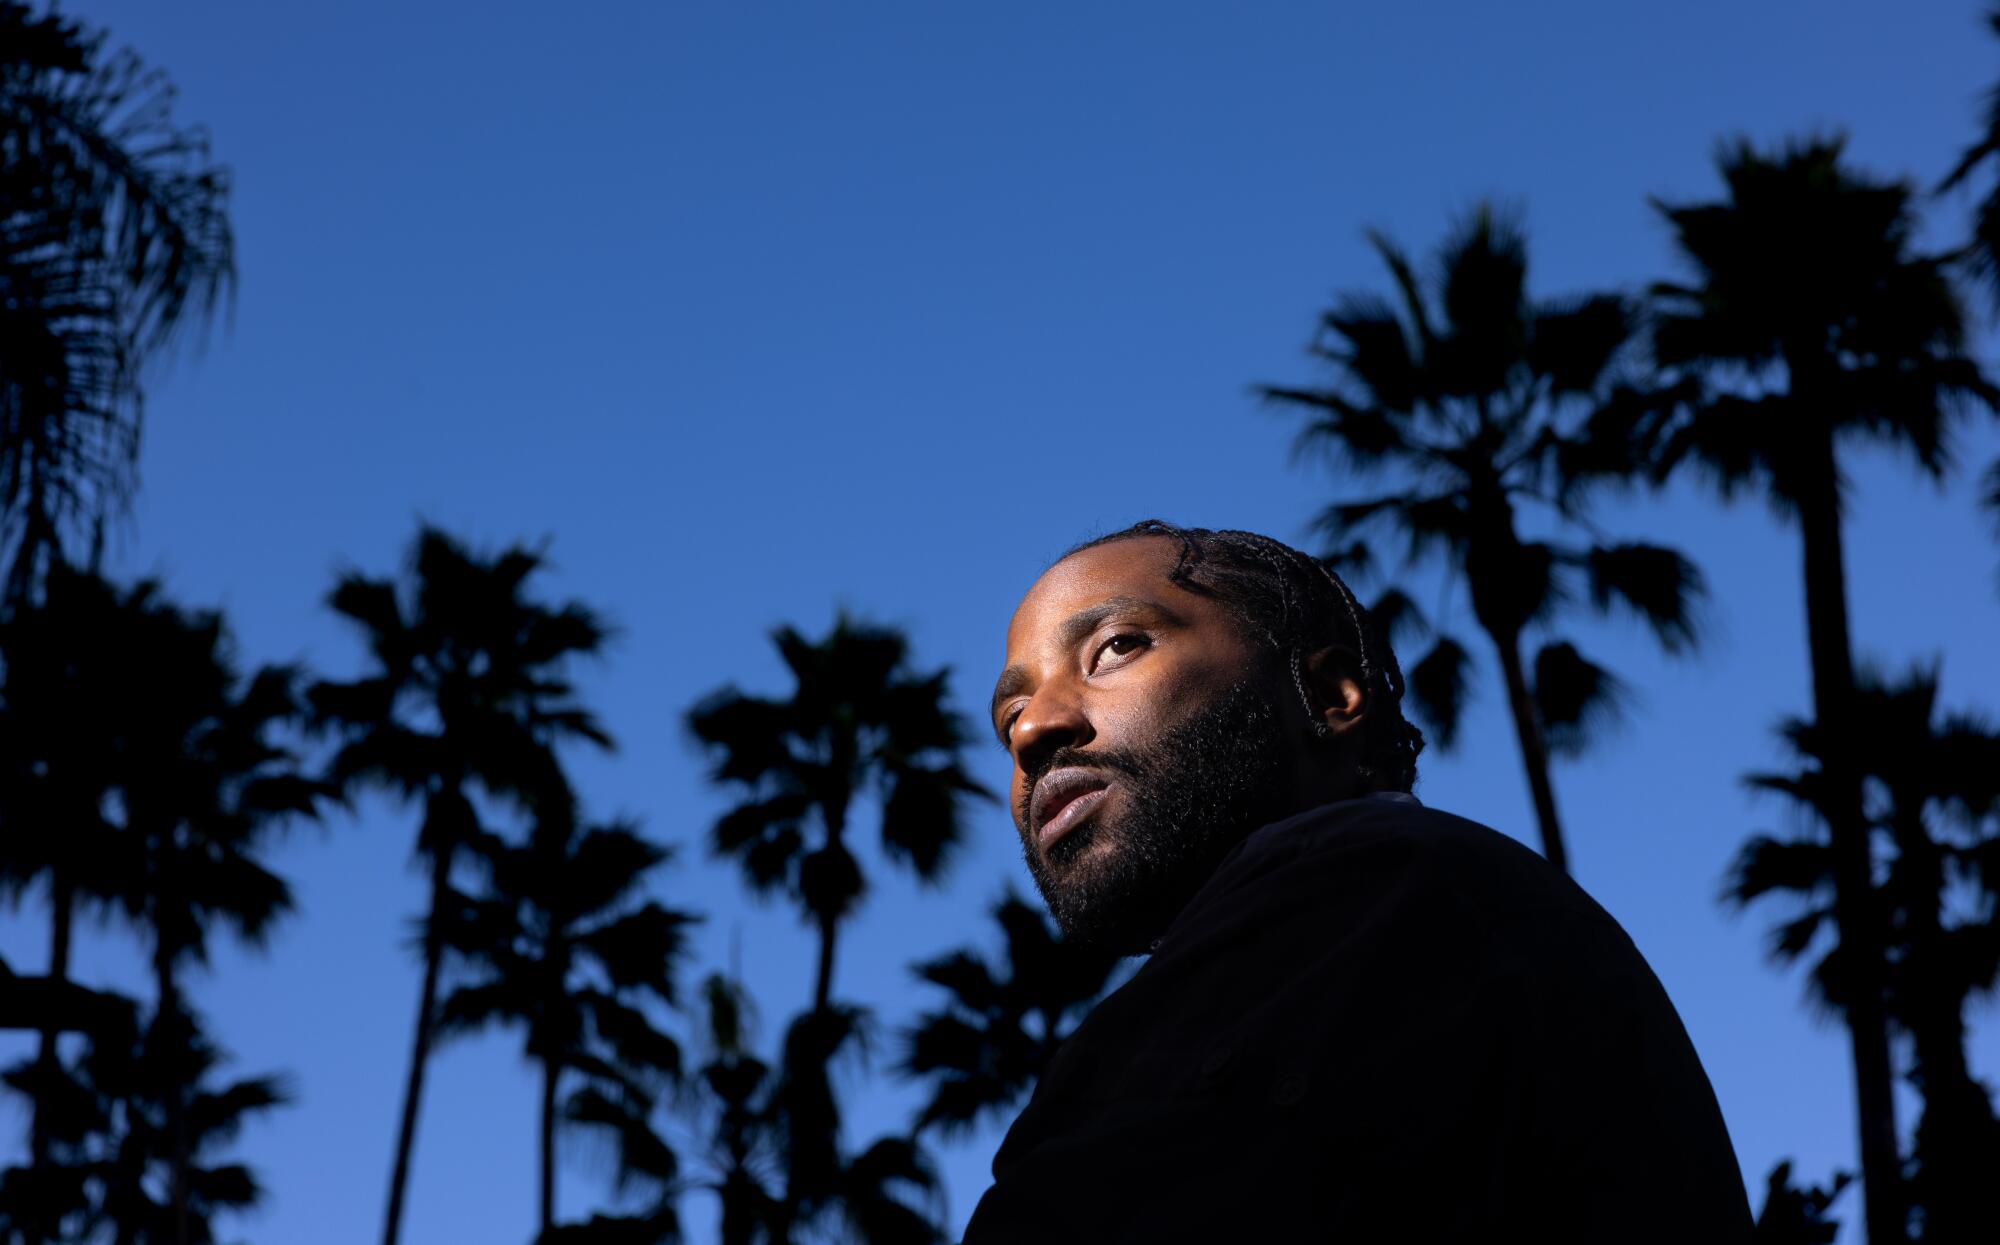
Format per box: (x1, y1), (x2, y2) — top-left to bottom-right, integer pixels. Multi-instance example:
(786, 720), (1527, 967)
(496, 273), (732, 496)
(991, 537), (1303, 948)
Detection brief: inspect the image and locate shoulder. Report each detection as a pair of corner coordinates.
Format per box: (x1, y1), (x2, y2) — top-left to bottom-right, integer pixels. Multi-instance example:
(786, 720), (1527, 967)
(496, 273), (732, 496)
(1187, 796), (1621, 942)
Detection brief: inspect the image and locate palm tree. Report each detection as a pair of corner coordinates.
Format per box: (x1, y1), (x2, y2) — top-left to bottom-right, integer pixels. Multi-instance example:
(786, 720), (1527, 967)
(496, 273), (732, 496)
(0, 1), (232, 603)
(112, 593), (316, 1243)
(1259, 205), (1705, 874)
(1, 1001), (287, 1245)
(0, 565), (315, 1242)
(310, 527), (613, 1245)
(900, 891), (1120, 1138)
(1726, 668), (2000, 1243)
(763, 1006), (942, 1244)
(437, 809), (697, 1241)
(0, 565), (140, 1212)
(687, 973), (782, 1245)
(688, 616), (990, 1014)
(1651, 136), (2000, 1244)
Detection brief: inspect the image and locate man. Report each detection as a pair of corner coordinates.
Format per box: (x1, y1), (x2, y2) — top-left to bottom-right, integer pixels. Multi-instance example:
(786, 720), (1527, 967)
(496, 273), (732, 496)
(963, 520), (1753, 1242)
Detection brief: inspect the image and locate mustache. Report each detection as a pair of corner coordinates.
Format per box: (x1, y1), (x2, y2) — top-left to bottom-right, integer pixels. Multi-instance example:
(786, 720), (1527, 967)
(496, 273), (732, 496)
(1016, 745), (1147, 831)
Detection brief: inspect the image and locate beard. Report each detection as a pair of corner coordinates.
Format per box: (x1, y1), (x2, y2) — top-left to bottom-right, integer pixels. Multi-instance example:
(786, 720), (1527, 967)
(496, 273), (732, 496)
(1016, 679), (1293, 951)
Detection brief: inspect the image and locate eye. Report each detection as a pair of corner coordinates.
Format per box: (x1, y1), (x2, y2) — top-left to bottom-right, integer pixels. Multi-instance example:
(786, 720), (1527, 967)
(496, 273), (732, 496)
(1092, 631), (1149, 671)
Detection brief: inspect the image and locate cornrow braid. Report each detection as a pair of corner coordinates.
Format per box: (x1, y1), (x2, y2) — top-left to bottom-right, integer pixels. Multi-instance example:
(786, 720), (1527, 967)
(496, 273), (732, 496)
(1063, 519), (1425, 793)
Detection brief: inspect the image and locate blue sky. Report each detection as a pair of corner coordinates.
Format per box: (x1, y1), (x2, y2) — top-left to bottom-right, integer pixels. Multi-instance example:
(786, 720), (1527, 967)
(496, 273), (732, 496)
(6, 2), (2000, 1241)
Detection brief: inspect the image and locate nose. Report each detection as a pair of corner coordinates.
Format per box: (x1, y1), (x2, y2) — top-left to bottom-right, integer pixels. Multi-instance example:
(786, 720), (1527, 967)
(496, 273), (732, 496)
(1010, 679), (1093, 773)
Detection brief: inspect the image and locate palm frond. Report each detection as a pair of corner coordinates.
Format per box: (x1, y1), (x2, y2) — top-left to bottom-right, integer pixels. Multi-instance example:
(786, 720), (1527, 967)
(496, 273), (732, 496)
(1404, 634), (1473, 750)
(1532, 641), (1628, 757)
(1582, 543), (1706, 654)
(1527, 294), (1632, 397)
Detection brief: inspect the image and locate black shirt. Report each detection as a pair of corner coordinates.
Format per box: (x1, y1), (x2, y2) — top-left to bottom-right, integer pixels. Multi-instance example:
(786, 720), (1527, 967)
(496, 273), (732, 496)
(962, 796), (1754, 1243)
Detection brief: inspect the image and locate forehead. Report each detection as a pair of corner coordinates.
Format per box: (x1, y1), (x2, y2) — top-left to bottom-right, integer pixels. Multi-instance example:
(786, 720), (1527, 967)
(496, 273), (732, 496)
(1005, 536), (1192, 653)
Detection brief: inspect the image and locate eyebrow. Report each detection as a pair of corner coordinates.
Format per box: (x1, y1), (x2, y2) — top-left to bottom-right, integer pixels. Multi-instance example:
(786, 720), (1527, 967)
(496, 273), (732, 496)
(989, 594), (1184, 741)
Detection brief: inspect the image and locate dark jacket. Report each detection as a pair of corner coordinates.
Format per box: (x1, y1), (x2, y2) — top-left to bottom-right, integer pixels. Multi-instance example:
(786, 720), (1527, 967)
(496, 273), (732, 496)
(962, 796), (1754, 1243)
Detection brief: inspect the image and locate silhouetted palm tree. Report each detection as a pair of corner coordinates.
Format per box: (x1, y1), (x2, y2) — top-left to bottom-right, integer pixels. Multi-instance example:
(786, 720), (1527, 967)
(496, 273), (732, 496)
(900, 891), (1120, 1138)
(761, 1007), (942, 1244)
(0, 987), (286, 1245)
(688, 616), (990, 1013)
(1653, 136), (1999, 1244)
(438, 809), (696, 1241)
(0, 1), (232, 602)
(1726, 668), (2000, 1243)
(310, 527), (612, 1245)
(114, 599), (314, 1242)
(1259, 205), (1703, 874)
(686, 973), (782, 1245)
(0, 566), (314, 1243)
(0, 565), (142, 1210)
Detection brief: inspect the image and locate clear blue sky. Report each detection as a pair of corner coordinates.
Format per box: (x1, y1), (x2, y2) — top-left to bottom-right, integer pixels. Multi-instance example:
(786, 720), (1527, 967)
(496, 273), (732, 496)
(5, 2), (2000, 1241)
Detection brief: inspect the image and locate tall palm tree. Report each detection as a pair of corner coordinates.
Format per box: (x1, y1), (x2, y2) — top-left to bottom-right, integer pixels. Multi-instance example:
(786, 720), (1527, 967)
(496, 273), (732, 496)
(1726, 668), (2000, 1243)
(437, 809), (696, 1241)
(310, 527), (613, 1245)
(0, 564), (140, 1211)
(763, 1006), (942, 1244)
(0, 1), (232, 603)
(900, 892), (1120, 1138)
(112, 593), (315, 1243)
(688, 616), (990, 1013)
(0, 565), (314, 1243)
(1651, 136), (2000, 1244)
(1259, 205), (1705, 874)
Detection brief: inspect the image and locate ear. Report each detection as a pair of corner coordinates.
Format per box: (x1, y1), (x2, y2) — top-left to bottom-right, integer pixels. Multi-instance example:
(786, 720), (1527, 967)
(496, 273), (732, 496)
(1300, 646), (1369, 738)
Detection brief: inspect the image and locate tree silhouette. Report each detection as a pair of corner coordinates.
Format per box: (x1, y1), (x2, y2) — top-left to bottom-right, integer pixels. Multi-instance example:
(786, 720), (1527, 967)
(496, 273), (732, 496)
(310, 527), (612, 1245)
(1651, 136), (1999, 1244)
(677, 984), (945, 1244)
(1259, 204), (1704, 874)
(437, 809), (696, 1241)
(110, 593), (315, 1241)
(762, 1007), (941, 1244)
(900, 891), (1120, 1138)
(0, 1), (232, 602)
(1, 1002), (286, 1245)
(0, 565), (145, 1216)
(686, 973), (782, 1245)
(688, 615), (989, 1014)
(0, 565), (316, 1242)
(1725, 668), (2000, 1243)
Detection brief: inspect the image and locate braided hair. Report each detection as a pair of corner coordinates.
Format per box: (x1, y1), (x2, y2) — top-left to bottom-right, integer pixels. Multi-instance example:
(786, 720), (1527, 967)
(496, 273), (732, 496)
(1063, 519), (1425, 793)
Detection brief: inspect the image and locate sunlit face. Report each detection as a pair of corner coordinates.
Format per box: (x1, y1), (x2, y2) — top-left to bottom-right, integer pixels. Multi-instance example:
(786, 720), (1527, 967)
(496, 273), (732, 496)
(991, 536), (1302, 945)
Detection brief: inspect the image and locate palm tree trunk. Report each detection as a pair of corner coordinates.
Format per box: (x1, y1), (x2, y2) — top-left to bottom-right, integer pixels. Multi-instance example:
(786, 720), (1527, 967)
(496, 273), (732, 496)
(539, 1056), (558, 1238)
(25, 875), (75, 1244)
(1794, 430), (1903, 1245)
(812, 911), (838, 1014)
(381, 842), (455, 1245)
(1491, 628), (1569, 875)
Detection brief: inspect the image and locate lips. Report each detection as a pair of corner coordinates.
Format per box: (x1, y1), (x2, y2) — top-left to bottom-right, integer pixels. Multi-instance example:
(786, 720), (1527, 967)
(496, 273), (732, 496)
(1030, 767), (1113, 850)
